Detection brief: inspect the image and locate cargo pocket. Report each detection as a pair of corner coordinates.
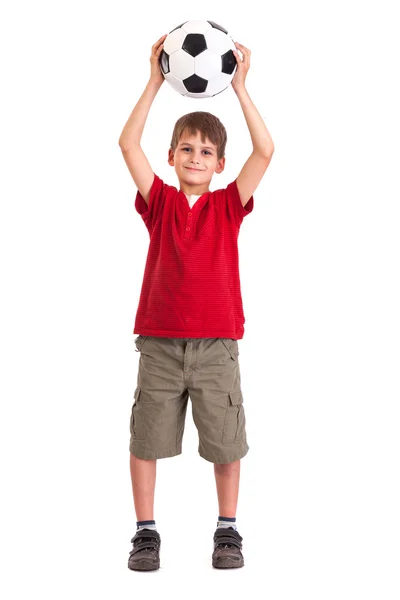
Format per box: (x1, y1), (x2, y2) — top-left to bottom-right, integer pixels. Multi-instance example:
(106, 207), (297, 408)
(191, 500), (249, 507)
(219, 338), (239, 361)
(134, 335), (149, 353)
(222, 391), (245, 444)
(130, 385), (146, 440)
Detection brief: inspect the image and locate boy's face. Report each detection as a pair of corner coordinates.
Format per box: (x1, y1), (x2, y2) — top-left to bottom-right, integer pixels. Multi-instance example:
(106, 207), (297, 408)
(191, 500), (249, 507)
(168, 130), (225, 189)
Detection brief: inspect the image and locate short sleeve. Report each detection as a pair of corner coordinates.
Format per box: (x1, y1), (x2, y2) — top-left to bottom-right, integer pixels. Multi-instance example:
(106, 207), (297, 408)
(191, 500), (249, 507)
(225, 179), (254, 228)
(135, 174), (166, 235)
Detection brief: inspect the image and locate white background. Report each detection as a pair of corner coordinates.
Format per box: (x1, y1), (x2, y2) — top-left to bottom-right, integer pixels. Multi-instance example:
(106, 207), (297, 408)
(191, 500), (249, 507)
(1, 0), (399, 598)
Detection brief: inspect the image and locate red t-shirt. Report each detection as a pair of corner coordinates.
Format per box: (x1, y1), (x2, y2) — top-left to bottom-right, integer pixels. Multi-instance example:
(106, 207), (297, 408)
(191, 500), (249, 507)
(133, 173), (254, 339)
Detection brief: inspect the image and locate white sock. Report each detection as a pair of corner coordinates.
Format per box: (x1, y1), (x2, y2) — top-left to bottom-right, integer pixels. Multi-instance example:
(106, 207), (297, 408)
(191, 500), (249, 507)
(217, 516), (237, 531)
(136, 519), (157, 531)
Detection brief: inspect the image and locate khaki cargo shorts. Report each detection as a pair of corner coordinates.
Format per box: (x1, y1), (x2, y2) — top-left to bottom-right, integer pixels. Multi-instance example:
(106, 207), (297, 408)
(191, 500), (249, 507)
(129, 336), (249, 464)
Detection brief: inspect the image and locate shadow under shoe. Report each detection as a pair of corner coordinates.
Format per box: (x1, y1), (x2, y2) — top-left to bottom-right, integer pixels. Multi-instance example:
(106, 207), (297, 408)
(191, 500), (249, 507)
(212, 527), (244, 569)
(128, 528), (161, 571)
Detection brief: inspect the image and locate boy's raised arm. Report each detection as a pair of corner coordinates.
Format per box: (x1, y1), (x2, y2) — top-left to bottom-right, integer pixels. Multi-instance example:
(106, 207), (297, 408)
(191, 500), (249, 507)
(118, 35), (167, 205)
(231, 42), (275, 207)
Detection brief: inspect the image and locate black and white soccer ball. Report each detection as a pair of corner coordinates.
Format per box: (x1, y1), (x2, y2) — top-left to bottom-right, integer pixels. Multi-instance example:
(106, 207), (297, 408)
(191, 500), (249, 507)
(159, 20), (237, 98)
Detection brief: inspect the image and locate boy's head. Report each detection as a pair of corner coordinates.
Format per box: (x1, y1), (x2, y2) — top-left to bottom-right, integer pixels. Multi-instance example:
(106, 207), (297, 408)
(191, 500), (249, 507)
(168, 112), (226, 190)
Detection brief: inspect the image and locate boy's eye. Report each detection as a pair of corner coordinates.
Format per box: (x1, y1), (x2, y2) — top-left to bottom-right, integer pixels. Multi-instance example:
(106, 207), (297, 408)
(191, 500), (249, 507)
(182, 148), (211, 155)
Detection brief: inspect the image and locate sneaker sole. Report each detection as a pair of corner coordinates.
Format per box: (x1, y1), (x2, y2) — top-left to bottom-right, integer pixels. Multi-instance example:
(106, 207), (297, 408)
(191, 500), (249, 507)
(128, 559), (160, 571)
(212, 557), (244, 569)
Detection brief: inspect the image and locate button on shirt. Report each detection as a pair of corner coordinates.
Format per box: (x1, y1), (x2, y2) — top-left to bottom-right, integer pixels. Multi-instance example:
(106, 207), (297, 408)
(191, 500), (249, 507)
(133, 174), (254, 339)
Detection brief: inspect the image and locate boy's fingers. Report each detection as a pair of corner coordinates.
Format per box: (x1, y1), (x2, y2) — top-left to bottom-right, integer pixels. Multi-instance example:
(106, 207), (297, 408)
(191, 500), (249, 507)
(152, 34), (168, 49)
(236, 46), (250, 67)
(151, 42), (166, 58)
(235, 42), (251, 55)
(233, 49), (242, 63)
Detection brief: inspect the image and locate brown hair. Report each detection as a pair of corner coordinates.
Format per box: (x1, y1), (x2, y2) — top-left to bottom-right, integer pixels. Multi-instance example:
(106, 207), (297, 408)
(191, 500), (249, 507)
(170, 111), (227, 160)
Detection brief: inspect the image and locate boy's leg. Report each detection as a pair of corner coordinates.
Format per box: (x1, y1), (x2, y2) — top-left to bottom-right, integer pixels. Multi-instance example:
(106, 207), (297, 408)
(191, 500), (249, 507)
(128, 335), (188, 571)
(128, 453), (160, 571)
(213, 459), (240, 517)
(212, 459), (244, 568)
(130, 453), (156, 521)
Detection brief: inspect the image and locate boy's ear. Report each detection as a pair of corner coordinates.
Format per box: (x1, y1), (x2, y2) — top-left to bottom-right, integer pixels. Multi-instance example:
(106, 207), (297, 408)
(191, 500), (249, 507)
(214, 157), (225, 174)
(168, 148), (174, 166)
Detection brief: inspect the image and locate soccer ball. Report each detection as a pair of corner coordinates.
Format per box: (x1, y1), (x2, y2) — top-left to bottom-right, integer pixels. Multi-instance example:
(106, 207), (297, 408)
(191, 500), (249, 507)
(159, 20), (237, 98)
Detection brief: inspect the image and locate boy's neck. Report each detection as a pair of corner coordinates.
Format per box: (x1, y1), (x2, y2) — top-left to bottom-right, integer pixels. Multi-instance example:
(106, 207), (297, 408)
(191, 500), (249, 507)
(179, 182), (210, 196)
(179, 181), (210, 196)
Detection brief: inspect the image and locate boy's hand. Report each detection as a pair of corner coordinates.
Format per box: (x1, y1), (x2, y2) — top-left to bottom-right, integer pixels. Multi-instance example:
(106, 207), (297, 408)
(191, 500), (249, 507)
(150, 34), (168, 85)
(231, 42), (251, 92)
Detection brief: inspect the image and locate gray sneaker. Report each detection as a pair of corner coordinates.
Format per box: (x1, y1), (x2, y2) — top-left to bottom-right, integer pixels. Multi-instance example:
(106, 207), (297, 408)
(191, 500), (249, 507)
(212, 527), (244, 568)
(128, 529), (161, 571)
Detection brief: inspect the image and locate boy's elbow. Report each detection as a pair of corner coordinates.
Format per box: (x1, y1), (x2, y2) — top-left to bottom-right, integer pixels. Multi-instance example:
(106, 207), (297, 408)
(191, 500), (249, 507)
(118, 140), (128, 151)
(256, 146), (274, 160)
(118, 138), (139, 151)
(264, 145), (275, 158)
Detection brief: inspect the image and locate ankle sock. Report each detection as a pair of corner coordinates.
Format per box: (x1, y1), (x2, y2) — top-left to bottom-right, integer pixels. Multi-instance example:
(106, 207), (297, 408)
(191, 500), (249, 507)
(136, 519), (157, 532)
(217, 516), (237, 531)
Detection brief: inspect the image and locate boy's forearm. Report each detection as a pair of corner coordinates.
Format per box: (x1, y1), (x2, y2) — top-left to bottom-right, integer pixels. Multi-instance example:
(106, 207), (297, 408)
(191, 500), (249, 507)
(234, 86), (275, 157)
(118, 77), (163, 148)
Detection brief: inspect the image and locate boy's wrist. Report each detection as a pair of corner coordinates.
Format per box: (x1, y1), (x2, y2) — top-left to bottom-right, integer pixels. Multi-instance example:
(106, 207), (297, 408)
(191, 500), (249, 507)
(148, 75), (164, 89)
(232, 83), (248, 96)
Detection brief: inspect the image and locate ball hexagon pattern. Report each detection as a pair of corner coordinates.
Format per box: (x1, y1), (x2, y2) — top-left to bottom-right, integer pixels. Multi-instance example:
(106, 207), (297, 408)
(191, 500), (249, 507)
(159, 20), (237, 98)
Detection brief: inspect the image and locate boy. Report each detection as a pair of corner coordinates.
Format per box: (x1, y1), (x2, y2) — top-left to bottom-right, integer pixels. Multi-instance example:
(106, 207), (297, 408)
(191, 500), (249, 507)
(119, 34), (274, 571)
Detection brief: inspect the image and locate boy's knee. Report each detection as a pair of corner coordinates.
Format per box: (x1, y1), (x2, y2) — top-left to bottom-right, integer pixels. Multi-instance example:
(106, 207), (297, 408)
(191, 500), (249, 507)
(214, 459), (240, 473)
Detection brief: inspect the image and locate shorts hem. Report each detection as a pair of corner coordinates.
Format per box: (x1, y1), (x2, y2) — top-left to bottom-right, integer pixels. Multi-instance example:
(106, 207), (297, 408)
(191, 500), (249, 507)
(129, 444), (182, 460)
(198, 443), (249, 464)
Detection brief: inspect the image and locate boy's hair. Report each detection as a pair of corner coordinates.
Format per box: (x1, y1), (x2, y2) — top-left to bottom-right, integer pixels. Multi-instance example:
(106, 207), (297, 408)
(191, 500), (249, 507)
(170, 111), (227, 160)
